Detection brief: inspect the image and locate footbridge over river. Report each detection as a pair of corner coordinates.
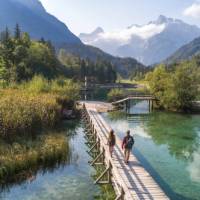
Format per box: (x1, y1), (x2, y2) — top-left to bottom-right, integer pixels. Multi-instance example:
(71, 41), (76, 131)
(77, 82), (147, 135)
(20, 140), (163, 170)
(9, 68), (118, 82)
(111, 95), (156, 113)
(79, 101), (169, 200)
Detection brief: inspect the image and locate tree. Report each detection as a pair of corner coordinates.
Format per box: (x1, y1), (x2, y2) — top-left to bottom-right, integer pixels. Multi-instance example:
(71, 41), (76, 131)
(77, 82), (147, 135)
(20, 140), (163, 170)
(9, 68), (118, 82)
(21, 32), (31, 48)
(146, 61), (200, 111)
(0, 56), (7, 82)
(173, 63), (200, 110)
(0, 27), (10, 43)
(14, 24), (21, 40)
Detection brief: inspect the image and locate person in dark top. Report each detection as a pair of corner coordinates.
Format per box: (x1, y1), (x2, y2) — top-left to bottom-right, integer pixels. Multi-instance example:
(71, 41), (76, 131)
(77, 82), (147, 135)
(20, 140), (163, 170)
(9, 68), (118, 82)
(108, 129), (116, 157)
(122, 130), (134, 164)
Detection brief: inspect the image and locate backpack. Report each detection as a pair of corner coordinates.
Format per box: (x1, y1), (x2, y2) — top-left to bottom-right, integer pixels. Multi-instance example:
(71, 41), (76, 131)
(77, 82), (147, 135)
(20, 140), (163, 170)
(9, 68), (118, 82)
(125, 136), (134, 149)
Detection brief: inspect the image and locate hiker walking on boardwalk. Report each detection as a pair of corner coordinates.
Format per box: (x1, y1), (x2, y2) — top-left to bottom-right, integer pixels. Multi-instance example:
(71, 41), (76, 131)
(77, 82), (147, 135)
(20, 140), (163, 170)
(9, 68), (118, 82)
(122, 130), (134, 164)
(108, 129), (116, 157)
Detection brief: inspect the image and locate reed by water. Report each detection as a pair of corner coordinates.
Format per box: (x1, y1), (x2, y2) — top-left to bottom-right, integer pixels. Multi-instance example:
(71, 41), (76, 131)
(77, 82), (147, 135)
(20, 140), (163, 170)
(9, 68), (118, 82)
(0, 75), (80, 184)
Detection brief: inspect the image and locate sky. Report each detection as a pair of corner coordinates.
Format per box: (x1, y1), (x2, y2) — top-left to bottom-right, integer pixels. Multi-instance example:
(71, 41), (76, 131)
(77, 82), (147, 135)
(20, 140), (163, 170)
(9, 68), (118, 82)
(40, 0), (200, 35)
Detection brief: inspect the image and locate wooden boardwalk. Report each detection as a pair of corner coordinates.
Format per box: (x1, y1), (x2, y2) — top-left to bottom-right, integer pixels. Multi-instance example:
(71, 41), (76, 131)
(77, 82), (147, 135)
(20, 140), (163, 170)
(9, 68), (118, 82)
(81, 102), (169, 200)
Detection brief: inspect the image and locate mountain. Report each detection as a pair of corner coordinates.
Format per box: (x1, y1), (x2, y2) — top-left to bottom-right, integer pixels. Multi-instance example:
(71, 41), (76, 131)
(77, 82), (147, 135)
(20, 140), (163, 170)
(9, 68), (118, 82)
(0, 0), (81, 44)
(79, 15), (200, 65)
(79, 27), (104, 43)
(165, 37), (200, 64)
(0, 0), (145, 77)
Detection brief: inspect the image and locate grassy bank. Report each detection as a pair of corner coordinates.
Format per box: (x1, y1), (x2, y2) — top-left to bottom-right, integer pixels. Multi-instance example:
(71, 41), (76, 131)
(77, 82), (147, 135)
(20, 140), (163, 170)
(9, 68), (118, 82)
(0, 76), (80, 138)
(0, 134), (69, 184)
(0, 76), (79, 184)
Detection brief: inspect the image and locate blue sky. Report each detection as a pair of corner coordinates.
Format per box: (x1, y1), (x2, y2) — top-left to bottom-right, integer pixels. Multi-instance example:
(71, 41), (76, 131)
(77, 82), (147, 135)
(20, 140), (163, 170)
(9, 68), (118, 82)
(40, 0), (200, 35)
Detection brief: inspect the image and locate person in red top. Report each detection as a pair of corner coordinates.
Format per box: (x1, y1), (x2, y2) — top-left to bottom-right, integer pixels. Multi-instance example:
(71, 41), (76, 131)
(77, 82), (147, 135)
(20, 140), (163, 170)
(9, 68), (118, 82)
(122, 130), (134, 164)
(107, 129), (116, 157)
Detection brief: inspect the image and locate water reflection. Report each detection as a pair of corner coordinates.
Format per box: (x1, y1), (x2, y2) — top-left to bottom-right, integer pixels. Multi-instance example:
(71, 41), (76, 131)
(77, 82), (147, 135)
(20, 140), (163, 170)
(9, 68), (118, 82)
(0, 120), (81, 192)
(145, 112), (200, 160)
(128, 100), (150, 114)
(187, 148), (200, 183)
(0, 120), (104, 200)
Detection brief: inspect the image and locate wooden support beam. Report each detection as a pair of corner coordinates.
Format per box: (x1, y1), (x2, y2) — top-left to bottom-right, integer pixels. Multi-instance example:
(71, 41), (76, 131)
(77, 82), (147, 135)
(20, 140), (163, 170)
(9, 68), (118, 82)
(115, 187), (125, 200)
(87, 133), (96, 142)
(94, 161), (112, 185)
(90, 148), (104, 166)
(85, 140), (95, 146)
(87, 139), (99, 152)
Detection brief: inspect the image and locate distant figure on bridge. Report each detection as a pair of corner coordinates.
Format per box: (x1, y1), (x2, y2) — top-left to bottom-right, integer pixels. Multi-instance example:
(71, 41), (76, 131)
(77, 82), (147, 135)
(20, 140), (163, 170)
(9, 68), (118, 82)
(122, 130), (134, 164)
(108, 129), (116, 157)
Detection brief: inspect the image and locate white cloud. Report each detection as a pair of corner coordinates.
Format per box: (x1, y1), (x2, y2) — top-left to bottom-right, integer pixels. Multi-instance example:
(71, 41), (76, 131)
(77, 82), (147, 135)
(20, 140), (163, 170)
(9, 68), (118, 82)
(88, 23), (166, 46)
(183, 3), (200, 18)
(187, 148), (200, 183)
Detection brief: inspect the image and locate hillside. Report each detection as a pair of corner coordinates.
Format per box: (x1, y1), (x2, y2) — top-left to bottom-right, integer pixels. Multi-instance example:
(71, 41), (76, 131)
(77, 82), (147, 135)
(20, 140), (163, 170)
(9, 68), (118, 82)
(165, 37), (200, 64)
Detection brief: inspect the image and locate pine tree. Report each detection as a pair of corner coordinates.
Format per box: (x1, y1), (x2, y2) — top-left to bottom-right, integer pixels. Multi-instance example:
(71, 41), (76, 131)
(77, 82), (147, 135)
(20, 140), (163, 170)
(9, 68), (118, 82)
(39, 37), (46, 44)
(14, 23), (21, 40)
(0, 27), (10, 43)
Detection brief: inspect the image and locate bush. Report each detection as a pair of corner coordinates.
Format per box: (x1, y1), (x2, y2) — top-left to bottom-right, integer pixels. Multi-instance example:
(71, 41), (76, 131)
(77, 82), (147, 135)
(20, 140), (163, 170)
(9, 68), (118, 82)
(107, 88), (125, 102)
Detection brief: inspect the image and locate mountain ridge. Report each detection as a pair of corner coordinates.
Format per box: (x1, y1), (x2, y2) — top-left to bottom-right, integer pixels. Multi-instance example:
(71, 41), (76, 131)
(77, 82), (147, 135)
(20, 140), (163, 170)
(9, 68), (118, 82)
(164, 37), (200, 64)
(0, 0), (81, 44)
(79, 15), (200, 65)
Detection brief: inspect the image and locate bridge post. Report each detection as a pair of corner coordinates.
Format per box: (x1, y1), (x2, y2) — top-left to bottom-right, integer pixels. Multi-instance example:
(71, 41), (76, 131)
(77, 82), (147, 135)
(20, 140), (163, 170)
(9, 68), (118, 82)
(115, 187), (125, 200)
(94, 159), (112, 185)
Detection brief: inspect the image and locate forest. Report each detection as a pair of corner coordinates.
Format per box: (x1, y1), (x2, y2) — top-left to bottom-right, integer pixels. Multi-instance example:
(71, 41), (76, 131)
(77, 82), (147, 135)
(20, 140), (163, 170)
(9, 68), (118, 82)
(0, 25), (117, 86)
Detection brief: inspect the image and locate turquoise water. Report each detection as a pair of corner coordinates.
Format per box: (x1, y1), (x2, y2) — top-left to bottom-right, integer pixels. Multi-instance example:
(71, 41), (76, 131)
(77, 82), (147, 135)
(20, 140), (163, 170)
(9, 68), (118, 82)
(0, 121), (106, 200)
(103, 102), (200, 200)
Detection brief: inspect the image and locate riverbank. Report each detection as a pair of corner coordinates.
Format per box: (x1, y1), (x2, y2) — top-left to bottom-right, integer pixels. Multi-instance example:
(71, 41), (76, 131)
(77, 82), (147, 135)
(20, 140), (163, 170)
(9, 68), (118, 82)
(0, 76), (80, 185)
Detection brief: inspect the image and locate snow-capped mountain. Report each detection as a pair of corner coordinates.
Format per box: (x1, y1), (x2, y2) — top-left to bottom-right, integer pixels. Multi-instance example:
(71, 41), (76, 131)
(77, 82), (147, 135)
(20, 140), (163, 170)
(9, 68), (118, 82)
(79, 15), (200, 65)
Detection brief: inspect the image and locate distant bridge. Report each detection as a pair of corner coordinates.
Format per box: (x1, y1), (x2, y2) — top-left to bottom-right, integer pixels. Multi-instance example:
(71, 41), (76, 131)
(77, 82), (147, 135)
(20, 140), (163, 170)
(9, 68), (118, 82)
(111, 95), (156, 112)
(111, 95), (156, 105)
